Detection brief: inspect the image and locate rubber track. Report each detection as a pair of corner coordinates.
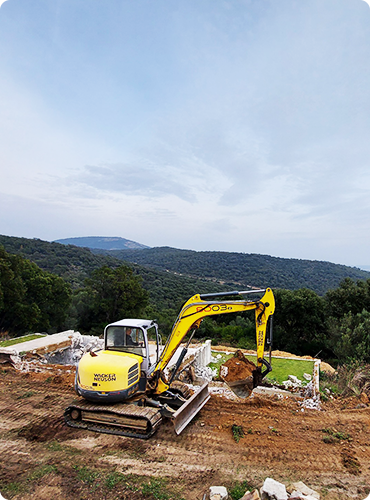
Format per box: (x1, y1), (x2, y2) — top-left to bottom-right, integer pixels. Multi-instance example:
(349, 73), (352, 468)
(64, 399), (162, 439)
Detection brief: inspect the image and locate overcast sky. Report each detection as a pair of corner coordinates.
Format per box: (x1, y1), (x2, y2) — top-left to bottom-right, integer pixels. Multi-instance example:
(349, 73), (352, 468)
(1, 0), (370, 268)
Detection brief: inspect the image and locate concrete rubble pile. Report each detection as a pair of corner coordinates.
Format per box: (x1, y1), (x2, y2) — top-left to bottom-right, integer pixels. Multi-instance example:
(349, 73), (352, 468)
(0, 331), (103, 371)
(207, 477), (369, 500)
(44, 332), (103, 365)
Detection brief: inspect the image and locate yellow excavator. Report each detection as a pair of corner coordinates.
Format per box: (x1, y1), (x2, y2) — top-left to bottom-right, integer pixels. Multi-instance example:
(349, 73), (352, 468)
(65, 288), (275, 438)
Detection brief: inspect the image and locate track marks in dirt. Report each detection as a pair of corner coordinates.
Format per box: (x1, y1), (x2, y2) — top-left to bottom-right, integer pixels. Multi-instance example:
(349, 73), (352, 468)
(1, 368), (370, 499)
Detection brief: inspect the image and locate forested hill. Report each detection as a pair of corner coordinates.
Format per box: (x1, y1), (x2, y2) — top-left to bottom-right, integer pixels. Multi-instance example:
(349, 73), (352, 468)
(0, 235), (234, 311)
(96, 246), (370, 295)
(1, 235), (369, 295)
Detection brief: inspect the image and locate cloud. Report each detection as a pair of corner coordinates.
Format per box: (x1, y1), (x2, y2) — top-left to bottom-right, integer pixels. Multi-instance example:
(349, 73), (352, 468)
(2, 0), (370, 266)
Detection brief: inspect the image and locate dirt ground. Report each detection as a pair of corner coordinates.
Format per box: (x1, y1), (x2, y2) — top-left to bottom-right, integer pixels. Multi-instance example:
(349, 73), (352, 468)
(0, 365), (370, 500)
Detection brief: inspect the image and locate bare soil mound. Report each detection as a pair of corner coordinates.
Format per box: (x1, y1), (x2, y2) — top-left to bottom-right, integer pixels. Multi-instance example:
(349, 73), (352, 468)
(219, 350), (256, 383)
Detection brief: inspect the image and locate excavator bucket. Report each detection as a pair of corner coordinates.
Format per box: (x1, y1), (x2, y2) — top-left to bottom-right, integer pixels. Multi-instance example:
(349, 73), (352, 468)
(225, 376), (254, 398)
(219, 351), (272, 398)
(172, 383), (210, 435)
(219, 350), (258, 399)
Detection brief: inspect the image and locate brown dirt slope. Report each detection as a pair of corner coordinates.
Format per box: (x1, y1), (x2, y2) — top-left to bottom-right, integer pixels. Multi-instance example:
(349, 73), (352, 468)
(0, 366), (369, 499)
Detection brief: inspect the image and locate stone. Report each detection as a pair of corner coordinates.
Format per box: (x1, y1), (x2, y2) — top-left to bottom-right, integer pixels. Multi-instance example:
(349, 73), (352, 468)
(290, 482), (319, 499)
(240, 490), (260, 499)
(290, 492), (318, 500)
(360, 392), (369, 404)
(209, 486), (228, 500)
(260, 478), (288, 500)
(289, 493), (304, 500)
(288, 375), (301, 384)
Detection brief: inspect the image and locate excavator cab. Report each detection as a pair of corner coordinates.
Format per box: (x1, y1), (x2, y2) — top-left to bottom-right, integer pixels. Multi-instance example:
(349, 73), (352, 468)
(74, 319), (162, 404)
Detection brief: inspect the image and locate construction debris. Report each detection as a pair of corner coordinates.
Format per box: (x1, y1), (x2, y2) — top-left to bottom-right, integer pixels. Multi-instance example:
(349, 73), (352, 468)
(0, 331), (103, 370)
(288, 481), (320, 499)
(260, 478), (288, 500)
(240, 491), (260, 500)
(209, 485), (229, 500)
(206, 479), (323, 500)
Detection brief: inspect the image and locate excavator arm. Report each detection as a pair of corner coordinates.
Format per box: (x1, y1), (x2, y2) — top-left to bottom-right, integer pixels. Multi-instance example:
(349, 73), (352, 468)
(151, 288), (275, 394)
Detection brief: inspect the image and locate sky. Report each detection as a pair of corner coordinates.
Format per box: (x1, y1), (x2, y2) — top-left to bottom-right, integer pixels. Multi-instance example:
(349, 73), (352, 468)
(1, 0), (370, 268)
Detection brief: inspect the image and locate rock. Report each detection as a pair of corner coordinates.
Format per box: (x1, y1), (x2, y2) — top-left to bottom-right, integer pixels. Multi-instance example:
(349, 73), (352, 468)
(290, 482), (319, 499)
(240, 490), (260, 499)
(194, 365), (217, 382)
(299, 394), (321, 410)
(360, 392), (369, 404)
(260, 478), (288, 500)
(290, 493), (318, 500)
(303, 373), (312, 381)
(288, 375), (301, 385)
(209, 486), (228, 500)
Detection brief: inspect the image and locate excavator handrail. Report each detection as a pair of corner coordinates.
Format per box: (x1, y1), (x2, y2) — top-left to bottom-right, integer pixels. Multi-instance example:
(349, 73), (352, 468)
(199, 289), (267, 299)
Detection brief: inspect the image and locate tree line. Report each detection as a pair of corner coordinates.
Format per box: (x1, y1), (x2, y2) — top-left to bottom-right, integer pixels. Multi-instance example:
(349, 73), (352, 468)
(98, 246), (370, 295)
(1, 245), (370, 367)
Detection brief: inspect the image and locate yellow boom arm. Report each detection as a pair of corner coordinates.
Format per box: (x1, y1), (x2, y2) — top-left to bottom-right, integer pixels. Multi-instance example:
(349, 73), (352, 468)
(153, 288), (275, 394)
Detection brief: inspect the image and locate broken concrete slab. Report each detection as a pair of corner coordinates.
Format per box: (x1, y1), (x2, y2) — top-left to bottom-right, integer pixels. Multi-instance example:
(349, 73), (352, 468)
(209, 486), (228, 500)
(290, 495), (318, 500)
(260, 478), (288, 500)
(0, 331), (76, 356)
(0, 331), (103, 369)
(289, 482), (320, 499)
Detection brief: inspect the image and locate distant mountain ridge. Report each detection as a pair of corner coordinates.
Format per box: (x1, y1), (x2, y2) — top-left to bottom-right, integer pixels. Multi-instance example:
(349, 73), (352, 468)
(95, 246), (370, 295)
(1, 234), (370, 295)
(54, 236), (149, 251)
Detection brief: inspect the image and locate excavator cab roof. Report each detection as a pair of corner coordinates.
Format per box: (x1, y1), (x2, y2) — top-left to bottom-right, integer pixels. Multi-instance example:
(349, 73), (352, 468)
(106, 319), (157, 329)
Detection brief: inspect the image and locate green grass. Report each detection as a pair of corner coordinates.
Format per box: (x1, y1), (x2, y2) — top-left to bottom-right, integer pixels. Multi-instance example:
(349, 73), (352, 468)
(229, 480), (252, 500)
(73, 465), (100, 485)
(265, 358), (314, 385)
(16, 391), (34, 400)
(210, 351), (314, 386)
(0, 481), (24, 495)
(27, 465), (58, 482)
(322, 427), (351, 444)
(0, 334), (46, 347)
(105, 471), (127, 490)
(231, 424), (245, 443)
(142, 478), (185, 500)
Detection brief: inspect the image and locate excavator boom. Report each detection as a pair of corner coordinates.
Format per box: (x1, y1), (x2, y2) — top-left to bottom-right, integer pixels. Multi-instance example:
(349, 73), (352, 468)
(152, 288), (275, 394)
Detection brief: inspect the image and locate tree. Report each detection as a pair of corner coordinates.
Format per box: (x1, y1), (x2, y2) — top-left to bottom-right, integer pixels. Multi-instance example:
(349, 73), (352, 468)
(273, 288), (327, 356)
(0, 246), (71, 335)
(76, 265), (148, 334)
(325, 278), (370, 319)
(327, 310), (370, 364)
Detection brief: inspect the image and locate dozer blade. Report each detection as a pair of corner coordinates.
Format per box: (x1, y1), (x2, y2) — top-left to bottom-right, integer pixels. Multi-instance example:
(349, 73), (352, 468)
(172, 382), (210, 435)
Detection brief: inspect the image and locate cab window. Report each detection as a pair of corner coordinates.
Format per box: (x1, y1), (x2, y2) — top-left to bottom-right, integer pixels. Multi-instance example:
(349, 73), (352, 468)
(105, 326), (146, 357)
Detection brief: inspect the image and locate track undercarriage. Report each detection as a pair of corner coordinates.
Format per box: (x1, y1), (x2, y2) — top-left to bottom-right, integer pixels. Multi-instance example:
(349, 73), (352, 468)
(64, 383), (210, 439)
